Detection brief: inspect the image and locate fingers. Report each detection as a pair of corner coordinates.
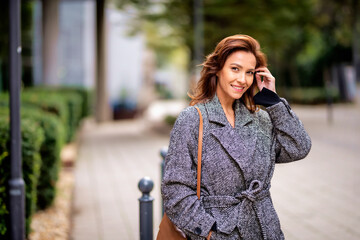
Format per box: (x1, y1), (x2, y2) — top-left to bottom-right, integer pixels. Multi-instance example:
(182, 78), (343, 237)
(254, 67), (276, 93)
(255, 71), (275, 81)
(255, 67), (273, 78)
(255, 66), (271, 73)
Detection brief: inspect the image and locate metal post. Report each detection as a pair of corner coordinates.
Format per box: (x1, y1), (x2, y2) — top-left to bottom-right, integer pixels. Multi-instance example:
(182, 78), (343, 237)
(193, 0), (204, 67)
(9, 0), (25, 239)
(138, 177), (154, 240)
(325, 80), (333, 125)
(160, 147), (168, 216)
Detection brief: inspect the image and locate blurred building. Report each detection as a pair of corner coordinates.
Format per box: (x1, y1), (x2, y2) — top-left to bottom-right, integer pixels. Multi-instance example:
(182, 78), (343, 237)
(106, 6), (147, 119)
(31, 0), (160, 120)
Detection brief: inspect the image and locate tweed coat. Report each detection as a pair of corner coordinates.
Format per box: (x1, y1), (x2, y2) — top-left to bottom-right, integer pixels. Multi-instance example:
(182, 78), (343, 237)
(161, 94), (312, 240)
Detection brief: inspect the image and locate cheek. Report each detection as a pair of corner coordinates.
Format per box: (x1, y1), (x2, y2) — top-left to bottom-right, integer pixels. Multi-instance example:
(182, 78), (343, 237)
(246, 76), (254, 86)
(219, 71), (231, 84)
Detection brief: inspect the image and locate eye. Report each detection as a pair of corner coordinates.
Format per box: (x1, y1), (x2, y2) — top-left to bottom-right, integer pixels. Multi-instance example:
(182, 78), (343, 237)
(247, 71), (254, 75)
(231, 67), (239, 71)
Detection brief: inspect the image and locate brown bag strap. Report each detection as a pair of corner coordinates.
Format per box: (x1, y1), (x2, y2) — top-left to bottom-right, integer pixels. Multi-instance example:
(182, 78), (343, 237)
(194, 107), (203, 200)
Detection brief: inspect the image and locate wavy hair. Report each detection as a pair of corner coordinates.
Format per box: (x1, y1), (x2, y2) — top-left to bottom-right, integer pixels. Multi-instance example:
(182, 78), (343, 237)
(189, 34), (267, 112)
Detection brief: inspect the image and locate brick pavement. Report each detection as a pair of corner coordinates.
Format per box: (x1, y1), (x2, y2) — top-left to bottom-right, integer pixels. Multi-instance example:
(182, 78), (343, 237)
(71, 96), (360, 240)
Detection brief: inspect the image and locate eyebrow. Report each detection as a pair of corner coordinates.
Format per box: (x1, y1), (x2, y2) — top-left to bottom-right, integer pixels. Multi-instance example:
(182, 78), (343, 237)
(230, 63), (255, 71)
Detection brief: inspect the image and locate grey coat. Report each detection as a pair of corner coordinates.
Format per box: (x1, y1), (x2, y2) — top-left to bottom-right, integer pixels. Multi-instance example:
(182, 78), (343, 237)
(161, 95), (312, 240)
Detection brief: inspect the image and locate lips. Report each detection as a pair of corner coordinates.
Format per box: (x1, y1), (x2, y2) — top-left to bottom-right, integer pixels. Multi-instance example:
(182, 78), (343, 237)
(231, 84), (245, 91)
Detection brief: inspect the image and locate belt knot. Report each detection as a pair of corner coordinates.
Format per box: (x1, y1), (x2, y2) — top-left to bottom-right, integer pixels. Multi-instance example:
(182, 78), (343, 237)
(236, 180), (264, 202)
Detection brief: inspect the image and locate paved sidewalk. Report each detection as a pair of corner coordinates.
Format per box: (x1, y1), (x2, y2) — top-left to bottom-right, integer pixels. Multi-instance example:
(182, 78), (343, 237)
(71, 98), (360, 240)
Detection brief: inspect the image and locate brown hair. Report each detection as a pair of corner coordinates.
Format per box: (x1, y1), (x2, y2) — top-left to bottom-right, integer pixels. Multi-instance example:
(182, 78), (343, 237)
(189, 34), (267, 113)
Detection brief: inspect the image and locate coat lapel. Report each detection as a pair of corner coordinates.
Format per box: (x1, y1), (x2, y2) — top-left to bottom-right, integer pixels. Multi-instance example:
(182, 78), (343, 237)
(205, 96), (258, 181)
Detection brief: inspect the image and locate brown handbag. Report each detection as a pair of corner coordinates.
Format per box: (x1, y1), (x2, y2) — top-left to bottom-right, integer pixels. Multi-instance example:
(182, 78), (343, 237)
(156, 107), (204, 240)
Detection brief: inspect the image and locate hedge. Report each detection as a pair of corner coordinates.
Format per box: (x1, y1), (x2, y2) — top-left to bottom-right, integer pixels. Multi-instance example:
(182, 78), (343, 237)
(0, 86), (91, 237)
(23, 88), (86, 142)
(0, 106), (66, 210)
(26, 109), (65, 210)
(20, 92), (71, 142)
(0, 117), (44, 238)
(53, 86), (93, 118)
(1, 90), (84, 143)
(26, 86), (93, 118)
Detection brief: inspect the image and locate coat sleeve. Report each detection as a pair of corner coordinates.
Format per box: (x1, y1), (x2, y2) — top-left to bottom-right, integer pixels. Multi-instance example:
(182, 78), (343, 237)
(161, 106), (216, 238)
(265, 98), (312, 163)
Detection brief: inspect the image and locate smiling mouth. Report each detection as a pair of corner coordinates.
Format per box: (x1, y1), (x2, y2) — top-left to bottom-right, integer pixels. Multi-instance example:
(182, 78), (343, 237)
(231, 85), (245, 91)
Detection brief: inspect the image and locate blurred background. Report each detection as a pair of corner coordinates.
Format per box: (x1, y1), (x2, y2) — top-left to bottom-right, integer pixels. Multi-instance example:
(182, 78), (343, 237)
(1, 0), (359, 114)
(0, 0), (359, 239)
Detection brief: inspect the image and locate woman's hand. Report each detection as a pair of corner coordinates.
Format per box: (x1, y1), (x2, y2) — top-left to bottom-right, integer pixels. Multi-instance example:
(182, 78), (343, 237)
(255, 67), (276, 93)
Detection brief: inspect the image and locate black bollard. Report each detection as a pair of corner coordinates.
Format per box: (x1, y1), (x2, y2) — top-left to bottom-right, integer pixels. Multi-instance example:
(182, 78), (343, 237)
(159, 147), (168, 215)
(160, 147), (168, 180)
(325, 79), (333, 125)
(138, 177), (154, 240)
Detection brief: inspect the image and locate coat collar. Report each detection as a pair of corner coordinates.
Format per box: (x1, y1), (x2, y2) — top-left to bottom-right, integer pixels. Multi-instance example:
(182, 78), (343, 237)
(204, 94), (259, 181)
(204, 94), (253, 128)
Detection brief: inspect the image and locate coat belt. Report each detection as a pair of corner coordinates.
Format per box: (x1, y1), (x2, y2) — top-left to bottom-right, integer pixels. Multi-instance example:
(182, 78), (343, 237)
(202, 180), (270, 237)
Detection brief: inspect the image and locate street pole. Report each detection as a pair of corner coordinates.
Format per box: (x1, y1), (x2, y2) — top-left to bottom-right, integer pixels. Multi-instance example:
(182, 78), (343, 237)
(194, 0), (204, 78)
(9, 0), (25, 239)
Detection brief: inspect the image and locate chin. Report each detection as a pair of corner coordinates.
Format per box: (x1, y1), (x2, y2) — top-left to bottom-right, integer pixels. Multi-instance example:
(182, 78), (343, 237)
(233, 93), (245, 99)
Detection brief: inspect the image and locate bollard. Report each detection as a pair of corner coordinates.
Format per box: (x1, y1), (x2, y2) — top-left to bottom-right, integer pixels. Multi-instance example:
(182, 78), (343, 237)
(138, 177), (154, 240)
(160, 146), (168, 180)
(325, 79), (333, 125)
(159, 147), (168, 215)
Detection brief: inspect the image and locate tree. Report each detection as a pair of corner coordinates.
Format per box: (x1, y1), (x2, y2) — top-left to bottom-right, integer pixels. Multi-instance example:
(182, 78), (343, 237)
(0, 0), (34, 92)
(113, 0), (358, 88)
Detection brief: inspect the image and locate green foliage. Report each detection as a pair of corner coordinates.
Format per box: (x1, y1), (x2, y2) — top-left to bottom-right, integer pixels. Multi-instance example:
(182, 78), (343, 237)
(27, 86), (94, 118)
(20, 91), (70, 142)
(0, 86), (89, 237)
(24, 86), (93, 141)
(0, 117), (44, 238)
(22, 108), (65, 210)
(0, 86), (91, 142)
(0, 0), (36, 91)
(281, 87), (340, 104)
(26, 90), (81, 142)
(0, 107), (66, 210)
(115, 0), (360, 90)
(62, 86), (93, 118)
(164, 114), (177, 126)
(0, 125), (9, 237)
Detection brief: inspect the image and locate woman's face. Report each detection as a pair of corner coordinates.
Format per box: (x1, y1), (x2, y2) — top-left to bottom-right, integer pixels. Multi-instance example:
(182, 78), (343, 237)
(216, 50), (256, 103)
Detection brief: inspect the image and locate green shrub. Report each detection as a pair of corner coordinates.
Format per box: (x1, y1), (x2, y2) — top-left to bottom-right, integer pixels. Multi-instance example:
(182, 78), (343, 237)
(26, 110), (65, 210)
(0, 86), (88, 237)
(24, 87), (87, 142)
(164, 115), (177, 126)
(0, 116), (44, 238)
(56, 86), (93, 118)
(27, 86), (93, 118)
(20, 92), (70, 142)
(279, 87), (340, 104)
(0, 106), (66, 210)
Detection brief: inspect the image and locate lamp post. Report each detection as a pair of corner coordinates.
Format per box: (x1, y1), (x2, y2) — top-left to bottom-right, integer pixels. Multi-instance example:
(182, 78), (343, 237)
(193, 0), (204, 78)
(9, 0), (25, 239)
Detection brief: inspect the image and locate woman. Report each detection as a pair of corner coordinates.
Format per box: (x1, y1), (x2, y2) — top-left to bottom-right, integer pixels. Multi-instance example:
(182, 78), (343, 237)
(161, 34), (311, 240)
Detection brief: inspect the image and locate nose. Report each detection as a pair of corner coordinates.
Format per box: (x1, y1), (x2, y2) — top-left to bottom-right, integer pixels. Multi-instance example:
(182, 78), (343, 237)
(236, 73), (246, 84)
